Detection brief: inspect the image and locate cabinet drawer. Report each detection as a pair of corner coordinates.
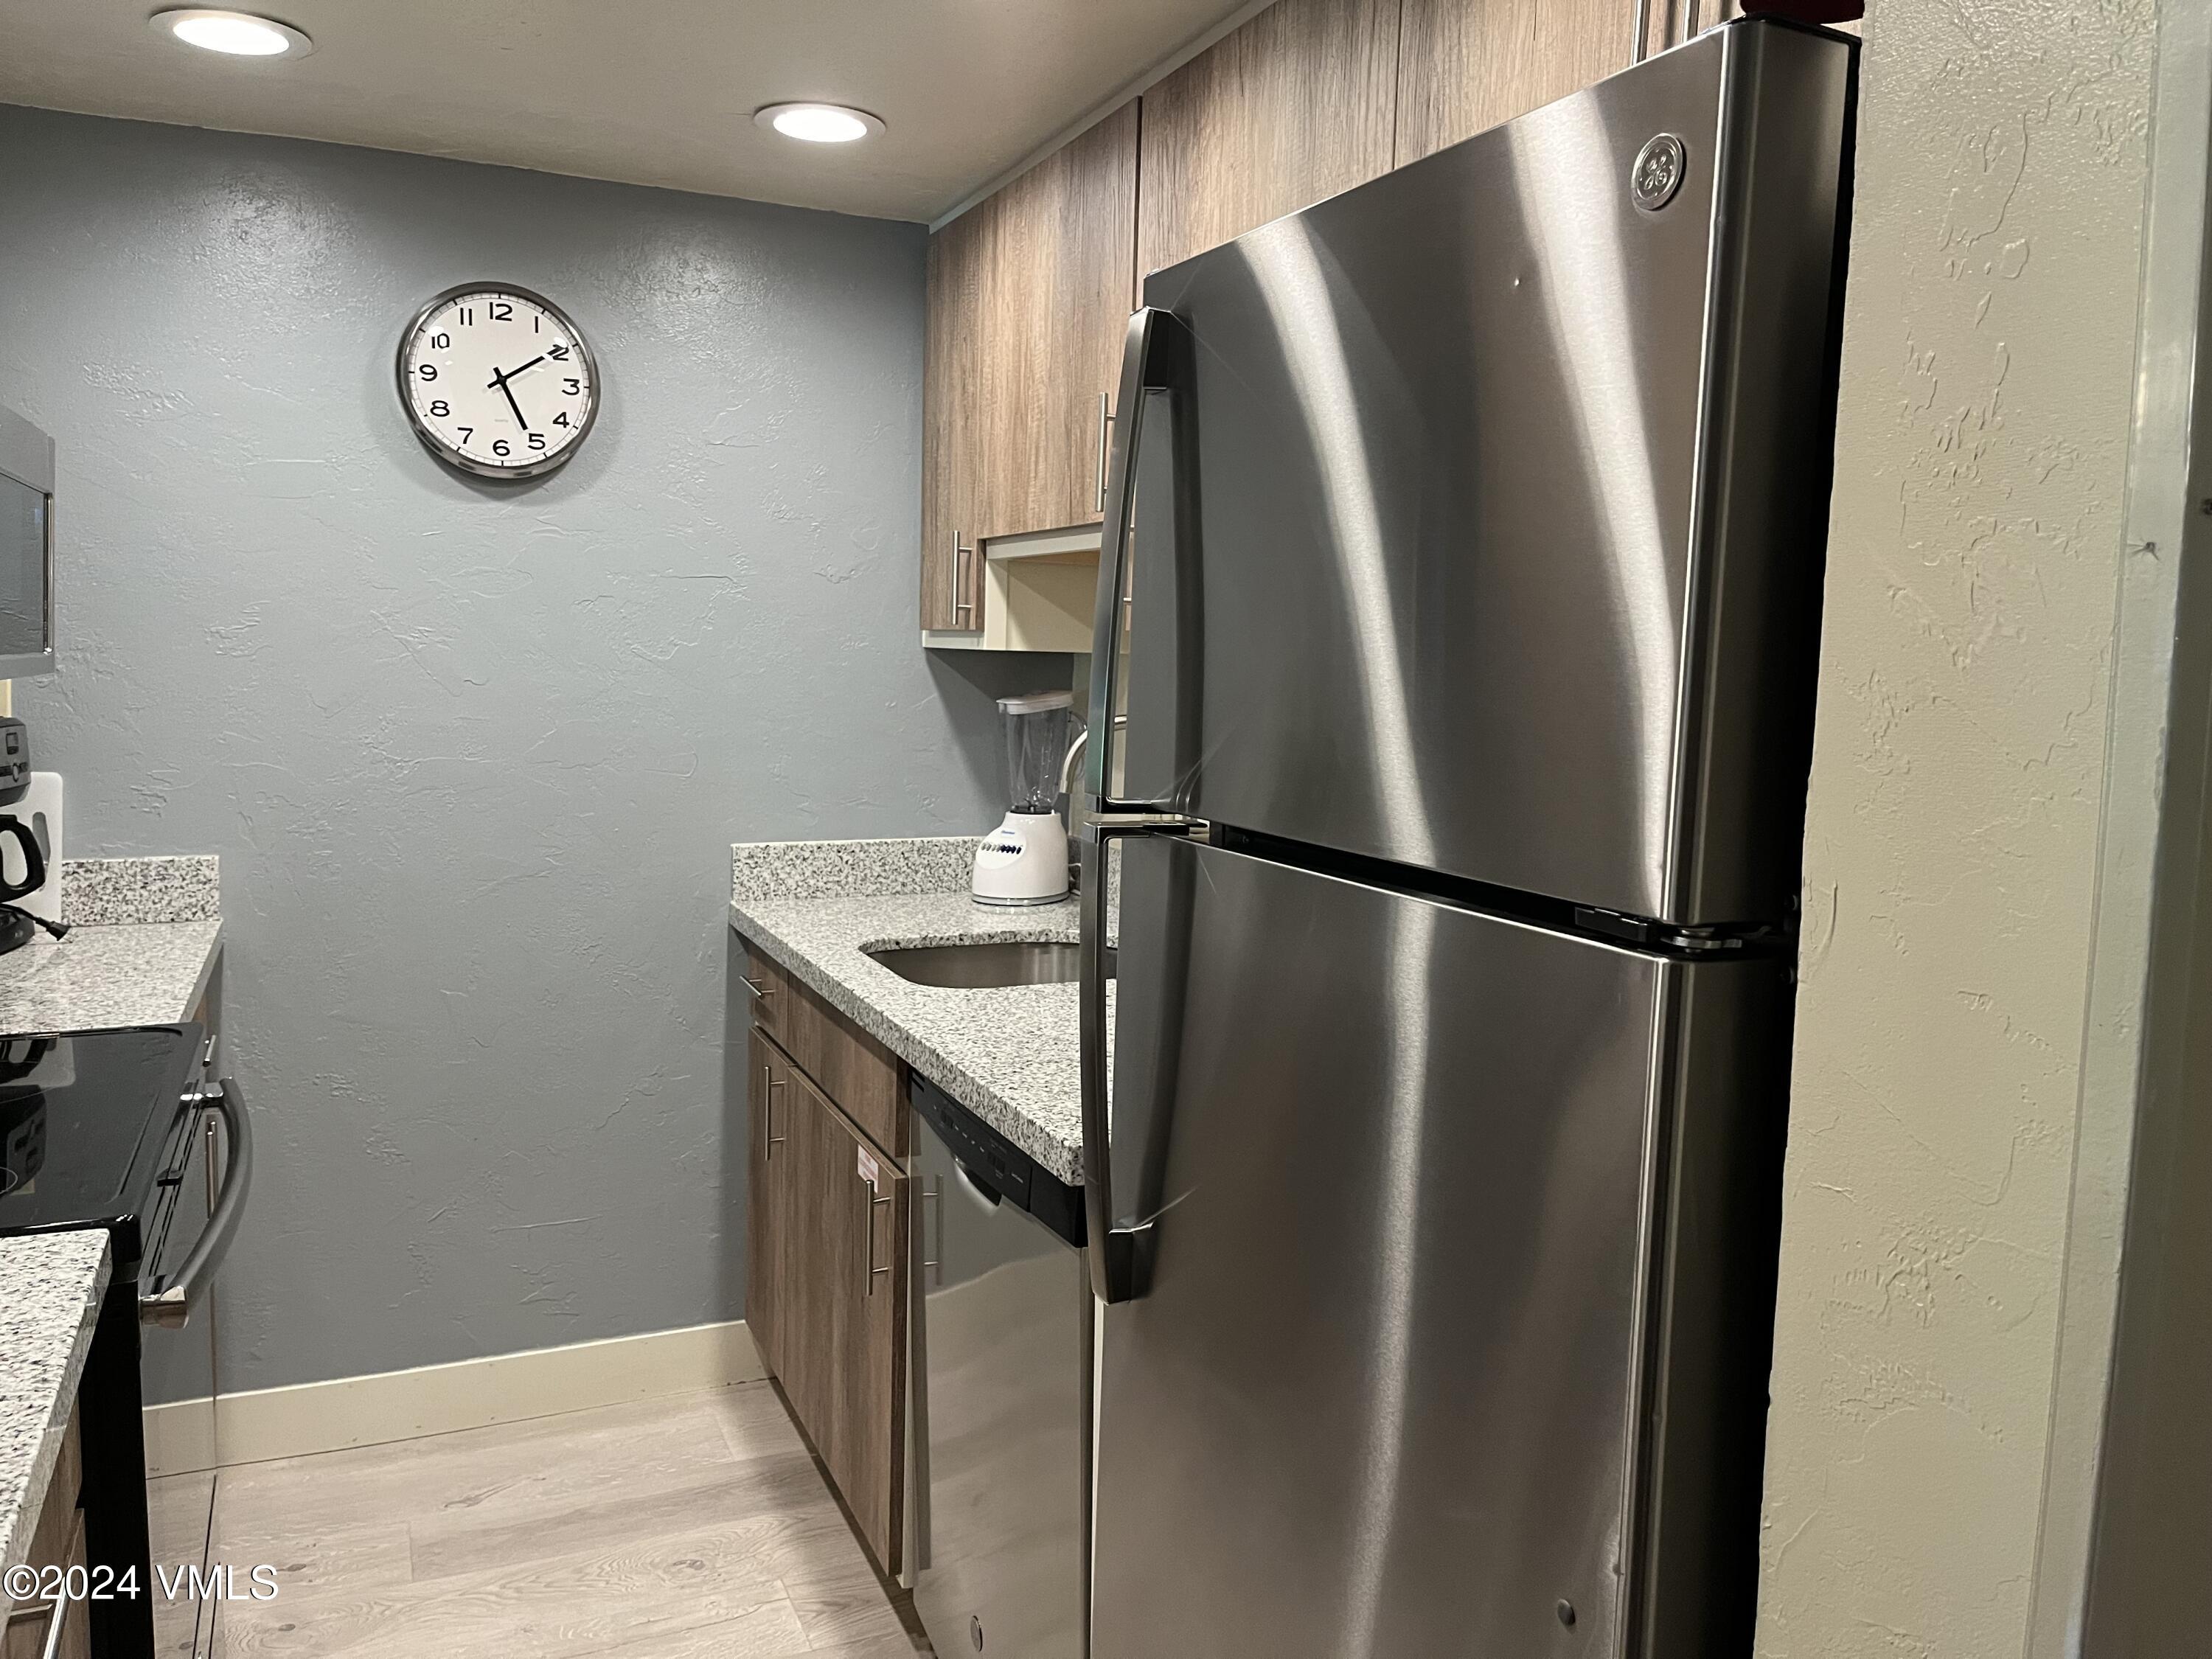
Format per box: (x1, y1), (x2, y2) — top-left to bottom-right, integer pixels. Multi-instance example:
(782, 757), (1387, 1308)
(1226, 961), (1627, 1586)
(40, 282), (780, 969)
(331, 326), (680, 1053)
(742, 949), (905, 1159)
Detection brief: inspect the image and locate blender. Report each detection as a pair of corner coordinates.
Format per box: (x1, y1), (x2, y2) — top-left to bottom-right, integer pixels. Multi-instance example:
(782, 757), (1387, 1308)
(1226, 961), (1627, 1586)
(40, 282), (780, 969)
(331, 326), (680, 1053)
(973, 690), (1074, 905)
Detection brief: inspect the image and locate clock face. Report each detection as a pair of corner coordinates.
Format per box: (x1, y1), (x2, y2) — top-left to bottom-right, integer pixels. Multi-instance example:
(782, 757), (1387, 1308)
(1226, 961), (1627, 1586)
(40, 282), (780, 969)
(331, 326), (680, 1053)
(397, 285), (599, 479)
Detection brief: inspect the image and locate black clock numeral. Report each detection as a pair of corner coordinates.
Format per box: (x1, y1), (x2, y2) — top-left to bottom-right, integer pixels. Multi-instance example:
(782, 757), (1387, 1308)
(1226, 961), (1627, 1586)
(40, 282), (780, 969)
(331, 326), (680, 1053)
(489, 300), (513, 321)
(548, 344), (570, 361)
(459, 307), (473, 326)
(563, 378), (580, 395)
(457, 428), (473, 443)
(528, 433), (547, 451)
(428, 400), (450, 417)
(553, 411), (571, 428)
(417, 363), (437, 381)
(493, 439), (511, 457)
(532, 314), (540, 333)
(430, 331), (451, 349)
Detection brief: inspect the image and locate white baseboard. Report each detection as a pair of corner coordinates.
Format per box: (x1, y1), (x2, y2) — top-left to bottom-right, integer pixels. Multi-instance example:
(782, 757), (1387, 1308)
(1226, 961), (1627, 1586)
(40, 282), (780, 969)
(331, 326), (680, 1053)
(145, 1319), (764, 1477)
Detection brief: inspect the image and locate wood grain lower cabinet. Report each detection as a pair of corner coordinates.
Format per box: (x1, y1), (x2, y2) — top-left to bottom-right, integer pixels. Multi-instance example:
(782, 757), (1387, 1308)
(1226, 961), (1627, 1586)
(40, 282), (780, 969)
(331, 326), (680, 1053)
(791, 1066), (908, 1574)
(1136, 0), (1402, 278)
(4, 1408), (87, 1659)
(747, 1024), (909, 1576)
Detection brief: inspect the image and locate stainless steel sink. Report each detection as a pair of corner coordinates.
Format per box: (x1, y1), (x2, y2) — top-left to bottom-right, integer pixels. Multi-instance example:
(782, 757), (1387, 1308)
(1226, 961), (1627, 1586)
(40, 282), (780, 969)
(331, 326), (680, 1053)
(864, 941), (1113, 989)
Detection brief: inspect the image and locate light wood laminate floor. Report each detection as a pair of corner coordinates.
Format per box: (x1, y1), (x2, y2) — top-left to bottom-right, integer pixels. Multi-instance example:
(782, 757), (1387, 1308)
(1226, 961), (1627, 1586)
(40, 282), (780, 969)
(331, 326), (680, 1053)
(204, 1383), (931, 1658)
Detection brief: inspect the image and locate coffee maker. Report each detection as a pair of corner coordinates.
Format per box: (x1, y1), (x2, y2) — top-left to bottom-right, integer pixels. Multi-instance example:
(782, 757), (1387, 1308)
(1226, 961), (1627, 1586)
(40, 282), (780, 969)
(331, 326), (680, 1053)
(973, 690), (1075, 907)
(0, 717), (60, 954)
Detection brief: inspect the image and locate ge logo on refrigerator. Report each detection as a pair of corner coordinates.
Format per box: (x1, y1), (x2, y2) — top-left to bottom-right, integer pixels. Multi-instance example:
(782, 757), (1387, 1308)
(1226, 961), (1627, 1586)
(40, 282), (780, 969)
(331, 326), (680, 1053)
(1630, 134), (1688, 212)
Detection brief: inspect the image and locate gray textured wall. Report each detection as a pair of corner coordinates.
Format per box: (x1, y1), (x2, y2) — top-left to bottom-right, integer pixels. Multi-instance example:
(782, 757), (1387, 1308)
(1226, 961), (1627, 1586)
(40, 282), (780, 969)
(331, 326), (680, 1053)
(0, 105), (1051, 1394)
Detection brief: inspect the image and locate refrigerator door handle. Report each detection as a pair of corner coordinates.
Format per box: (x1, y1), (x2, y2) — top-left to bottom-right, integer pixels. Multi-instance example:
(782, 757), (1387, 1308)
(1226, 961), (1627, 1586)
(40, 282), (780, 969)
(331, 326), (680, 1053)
(1079, 815), (1202, 1304)
(1085, 305), (1183, 815)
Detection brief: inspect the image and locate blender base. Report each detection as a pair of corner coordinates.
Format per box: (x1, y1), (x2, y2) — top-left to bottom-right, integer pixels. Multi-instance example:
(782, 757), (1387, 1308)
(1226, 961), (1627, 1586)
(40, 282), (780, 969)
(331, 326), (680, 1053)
(971, 809), (1071, 906)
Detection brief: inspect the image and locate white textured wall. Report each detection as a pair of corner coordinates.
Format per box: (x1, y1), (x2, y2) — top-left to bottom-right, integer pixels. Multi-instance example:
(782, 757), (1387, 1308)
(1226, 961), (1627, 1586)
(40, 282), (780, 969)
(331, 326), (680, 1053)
(1755, 0), (2158, 1653)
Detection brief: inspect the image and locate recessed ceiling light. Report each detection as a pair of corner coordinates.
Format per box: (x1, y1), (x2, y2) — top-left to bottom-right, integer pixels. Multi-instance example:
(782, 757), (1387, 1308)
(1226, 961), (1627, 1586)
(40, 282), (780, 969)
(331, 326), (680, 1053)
(755, 103), (884, 145)
(151, 9), (313, 58)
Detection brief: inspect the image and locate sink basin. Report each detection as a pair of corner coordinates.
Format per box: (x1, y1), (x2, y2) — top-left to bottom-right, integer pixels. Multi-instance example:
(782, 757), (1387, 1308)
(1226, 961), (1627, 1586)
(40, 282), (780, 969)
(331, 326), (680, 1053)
(864, 941), (1113, 989)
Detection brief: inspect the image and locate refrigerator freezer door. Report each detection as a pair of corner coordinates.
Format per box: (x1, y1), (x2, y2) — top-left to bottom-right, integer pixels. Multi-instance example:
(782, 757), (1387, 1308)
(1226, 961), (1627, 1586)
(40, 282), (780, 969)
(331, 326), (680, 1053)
(1094, 836), (1792, 1658)
(1113, 20), (1854, 926)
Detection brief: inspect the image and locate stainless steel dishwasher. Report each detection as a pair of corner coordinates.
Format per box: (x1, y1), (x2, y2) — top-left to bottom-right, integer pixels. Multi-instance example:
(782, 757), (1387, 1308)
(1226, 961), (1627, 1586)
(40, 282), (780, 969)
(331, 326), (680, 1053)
(908, 1071), (1091, 1658)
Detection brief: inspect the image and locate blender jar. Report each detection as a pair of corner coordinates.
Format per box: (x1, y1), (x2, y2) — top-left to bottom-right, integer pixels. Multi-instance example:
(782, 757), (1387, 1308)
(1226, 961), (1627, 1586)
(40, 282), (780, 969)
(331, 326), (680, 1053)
(1000, 691), (1073, 815)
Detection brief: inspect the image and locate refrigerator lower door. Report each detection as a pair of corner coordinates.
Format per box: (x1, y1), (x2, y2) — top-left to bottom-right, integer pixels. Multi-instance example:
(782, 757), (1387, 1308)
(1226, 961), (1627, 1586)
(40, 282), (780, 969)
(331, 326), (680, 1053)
(911, 1112), (1091, 1659)
(1094, 837), (1791, 1658)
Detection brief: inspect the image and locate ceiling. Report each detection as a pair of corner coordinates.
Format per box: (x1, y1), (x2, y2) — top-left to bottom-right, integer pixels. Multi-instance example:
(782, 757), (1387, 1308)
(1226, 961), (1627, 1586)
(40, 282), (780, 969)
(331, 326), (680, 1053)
(0, 0), (1257, 222)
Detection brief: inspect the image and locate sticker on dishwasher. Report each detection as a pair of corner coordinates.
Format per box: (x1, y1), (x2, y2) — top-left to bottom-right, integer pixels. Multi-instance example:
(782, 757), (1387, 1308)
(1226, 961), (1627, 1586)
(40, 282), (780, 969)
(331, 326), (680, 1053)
(857, 1146), (880, 1192)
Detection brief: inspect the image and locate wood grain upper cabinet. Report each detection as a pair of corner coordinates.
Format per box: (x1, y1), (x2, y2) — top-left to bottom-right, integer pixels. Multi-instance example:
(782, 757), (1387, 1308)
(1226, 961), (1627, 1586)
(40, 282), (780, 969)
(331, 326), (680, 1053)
(922, 101), (1137, 632)
(921, 209), (988, 632)
(978, 101), (1139, 541)
(1136, 0), (1401, 279)
(1394, 0), (1638, 164)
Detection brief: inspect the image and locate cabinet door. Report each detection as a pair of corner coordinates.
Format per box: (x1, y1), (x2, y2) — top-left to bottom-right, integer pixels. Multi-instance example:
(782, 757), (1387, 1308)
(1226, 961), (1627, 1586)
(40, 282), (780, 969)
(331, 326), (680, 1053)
(1395, 0), (1638, 164)
(783, 1069), (911, 1576)
(922, 211), (989, 633)
(976, 101), (1139, 541)
(1137, 0), (1401, 279)
(746, 1032), (791, 1382)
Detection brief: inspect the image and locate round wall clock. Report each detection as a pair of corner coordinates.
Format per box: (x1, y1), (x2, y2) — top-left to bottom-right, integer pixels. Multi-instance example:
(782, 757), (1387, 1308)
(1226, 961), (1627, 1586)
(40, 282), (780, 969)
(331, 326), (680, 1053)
(397, 283), (599, 480)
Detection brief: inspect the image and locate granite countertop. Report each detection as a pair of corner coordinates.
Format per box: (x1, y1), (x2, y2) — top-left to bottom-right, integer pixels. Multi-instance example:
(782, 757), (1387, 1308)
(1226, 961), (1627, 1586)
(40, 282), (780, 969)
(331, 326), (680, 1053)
(0, 857), (223, 1038)
(0, 1232), (111, 1574)
(0, 922), (223, 1037)
(729, 837), (1100, 1186)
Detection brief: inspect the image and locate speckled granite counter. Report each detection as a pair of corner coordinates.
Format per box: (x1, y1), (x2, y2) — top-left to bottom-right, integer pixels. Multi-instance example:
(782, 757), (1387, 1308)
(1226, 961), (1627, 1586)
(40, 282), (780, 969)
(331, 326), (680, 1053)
(0, 920), (222, 1039)
(731, 836), (1099, 1185)
(0, 1232), (111, 1573)
(0, 855), (223, 1038)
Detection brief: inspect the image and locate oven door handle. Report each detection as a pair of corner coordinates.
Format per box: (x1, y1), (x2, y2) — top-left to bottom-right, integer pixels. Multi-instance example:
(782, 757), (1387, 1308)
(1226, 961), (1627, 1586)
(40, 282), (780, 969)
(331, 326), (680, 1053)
(139, 1077), (253, 1329)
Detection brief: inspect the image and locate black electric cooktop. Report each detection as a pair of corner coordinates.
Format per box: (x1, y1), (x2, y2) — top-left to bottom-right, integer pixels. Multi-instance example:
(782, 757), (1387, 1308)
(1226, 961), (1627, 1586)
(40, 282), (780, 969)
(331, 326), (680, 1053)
(0, 1025), (203, 1272)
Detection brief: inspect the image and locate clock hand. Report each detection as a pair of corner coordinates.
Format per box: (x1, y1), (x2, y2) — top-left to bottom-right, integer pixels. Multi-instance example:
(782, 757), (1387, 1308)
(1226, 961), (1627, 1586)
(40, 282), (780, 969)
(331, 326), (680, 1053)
(487, 366), (530, 433)
(503, 354), (548, 379)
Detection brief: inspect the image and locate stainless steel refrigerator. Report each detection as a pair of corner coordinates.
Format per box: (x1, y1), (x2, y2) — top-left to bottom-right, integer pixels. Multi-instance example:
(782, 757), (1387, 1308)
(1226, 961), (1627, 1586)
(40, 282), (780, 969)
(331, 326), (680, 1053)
(1077, 18), (1857, 1658)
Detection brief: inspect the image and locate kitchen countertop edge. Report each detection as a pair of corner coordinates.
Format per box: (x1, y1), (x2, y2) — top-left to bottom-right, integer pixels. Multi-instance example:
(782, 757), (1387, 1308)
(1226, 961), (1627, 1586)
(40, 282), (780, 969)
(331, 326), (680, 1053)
(729, 894), (1089, 1186)
(0, 1232), (113, 1577)
(0, 919), (224, 1040)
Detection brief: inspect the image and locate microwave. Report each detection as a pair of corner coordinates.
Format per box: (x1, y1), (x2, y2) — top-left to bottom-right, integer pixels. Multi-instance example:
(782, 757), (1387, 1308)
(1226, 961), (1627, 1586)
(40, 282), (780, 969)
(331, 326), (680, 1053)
(0, 405), (55, 678)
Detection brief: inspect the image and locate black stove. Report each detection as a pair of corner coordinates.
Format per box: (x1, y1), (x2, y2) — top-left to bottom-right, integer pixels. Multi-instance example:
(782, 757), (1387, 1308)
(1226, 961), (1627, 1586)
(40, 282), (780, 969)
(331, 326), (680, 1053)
(0, 1026), (204, 1273)
(0, 1023), (249, 1659)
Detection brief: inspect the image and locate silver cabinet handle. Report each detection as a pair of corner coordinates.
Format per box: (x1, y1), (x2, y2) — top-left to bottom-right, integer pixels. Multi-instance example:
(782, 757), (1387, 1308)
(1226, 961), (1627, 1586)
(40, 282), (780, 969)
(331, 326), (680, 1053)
(863, 1178), (894, 1296)
(952, 532), (975, 625)
(740, 973), (775, 1003)
(1094, 392), (1115, 516)
(760, 1062), (786, 1159)
(141, 1077), (253, 1329)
